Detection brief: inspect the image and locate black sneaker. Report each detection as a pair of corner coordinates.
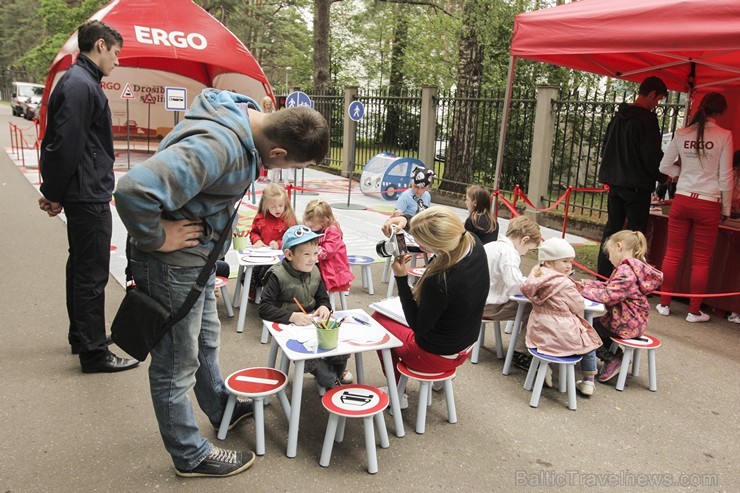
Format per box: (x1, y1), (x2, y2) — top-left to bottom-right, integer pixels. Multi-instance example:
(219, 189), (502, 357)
(175, 446), (255, 478)
(211, 399), (254, 430)
(512, 351), (533, 371)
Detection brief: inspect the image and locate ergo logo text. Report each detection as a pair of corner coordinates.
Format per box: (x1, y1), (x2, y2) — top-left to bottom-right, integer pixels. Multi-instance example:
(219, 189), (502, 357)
(134, 25), (207, 50)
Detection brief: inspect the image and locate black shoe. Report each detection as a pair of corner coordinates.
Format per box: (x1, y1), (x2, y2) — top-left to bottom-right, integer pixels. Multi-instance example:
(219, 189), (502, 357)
(512, 351), (533, 371)
(211, 399), (254, 430)
(81, 352), (139, 373)
(175, 447), (255, 478)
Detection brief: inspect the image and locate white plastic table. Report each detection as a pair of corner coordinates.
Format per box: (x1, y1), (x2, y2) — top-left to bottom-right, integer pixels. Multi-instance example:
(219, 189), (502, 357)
(503, 294), (606, 375)
(232, 248), (282, 333)
(262, 308), (405, 458)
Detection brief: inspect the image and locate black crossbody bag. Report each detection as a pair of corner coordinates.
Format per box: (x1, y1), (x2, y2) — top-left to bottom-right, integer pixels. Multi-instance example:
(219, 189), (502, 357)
(111, 198), (243, 361)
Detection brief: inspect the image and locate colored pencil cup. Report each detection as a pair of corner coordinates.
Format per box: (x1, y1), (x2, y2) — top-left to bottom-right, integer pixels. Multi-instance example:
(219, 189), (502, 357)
(232, 236), (248, 251)
(317, 327), (339, 350)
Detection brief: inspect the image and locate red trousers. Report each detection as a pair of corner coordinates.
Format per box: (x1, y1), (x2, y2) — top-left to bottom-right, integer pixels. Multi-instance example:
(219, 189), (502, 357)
(372, 313), (469, 383)
(659, 194), (721, 313)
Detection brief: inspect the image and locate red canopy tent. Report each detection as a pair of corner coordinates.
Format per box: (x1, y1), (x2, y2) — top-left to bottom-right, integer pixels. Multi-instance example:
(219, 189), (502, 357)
(494, 0), (740, 187)
(40, 0), (273, 140)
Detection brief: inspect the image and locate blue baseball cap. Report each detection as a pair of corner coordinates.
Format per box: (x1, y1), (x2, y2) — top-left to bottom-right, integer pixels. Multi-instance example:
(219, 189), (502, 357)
(282, 225), (323, 251)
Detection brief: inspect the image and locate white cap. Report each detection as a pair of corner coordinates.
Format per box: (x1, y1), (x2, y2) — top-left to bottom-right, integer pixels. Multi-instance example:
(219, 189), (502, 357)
(538, 237), (576, 261)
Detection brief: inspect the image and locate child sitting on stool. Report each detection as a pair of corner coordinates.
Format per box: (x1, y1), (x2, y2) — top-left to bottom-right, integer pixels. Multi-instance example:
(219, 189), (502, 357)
(521, 238), (602, 396)
(259, 225), (351, 389)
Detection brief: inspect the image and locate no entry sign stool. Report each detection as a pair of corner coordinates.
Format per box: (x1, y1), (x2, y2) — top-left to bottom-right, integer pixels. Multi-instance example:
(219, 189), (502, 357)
(218, 367), (290, 456)
(396, 362), (458, 434)
(523, 348), (582, 410)
(347, 255), (375, 295)
(609, 334), (661, 392)
(319, 384), (390, 474)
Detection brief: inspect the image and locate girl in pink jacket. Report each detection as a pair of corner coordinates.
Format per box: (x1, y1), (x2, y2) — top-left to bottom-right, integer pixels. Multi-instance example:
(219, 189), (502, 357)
(522, 238), (602, 396)
(581, 230), (663, 383)
(303, 199), (355, 295)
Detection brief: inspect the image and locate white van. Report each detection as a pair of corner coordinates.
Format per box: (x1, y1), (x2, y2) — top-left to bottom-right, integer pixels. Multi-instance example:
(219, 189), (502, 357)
(11, 82), (44, 117)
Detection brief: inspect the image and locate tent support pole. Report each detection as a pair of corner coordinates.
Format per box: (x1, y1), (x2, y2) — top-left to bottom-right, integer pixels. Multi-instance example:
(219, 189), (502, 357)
(494, 56), (516, 191)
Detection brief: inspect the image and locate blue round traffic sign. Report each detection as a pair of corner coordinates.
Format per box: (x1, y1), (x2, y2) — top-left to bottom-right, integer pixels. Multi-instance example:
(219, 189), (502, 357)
(348, 101), (365, 121)
(286, 91), (313, 109)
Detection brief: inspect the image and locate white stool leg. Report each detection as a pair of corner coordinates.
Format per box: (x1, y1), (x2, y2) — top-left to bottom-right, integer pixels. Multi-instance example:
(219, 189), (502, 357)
(381, 257), (392, 283)
(444, 379), (457, 424)
(615, 348), (634, 391)
(319, 414), (339, 467)
(254, 398), (266, 456)
(233, 265), (245, 307)
(523, 358), (540, 390)
(396, 375), (408, 398)
(217, 394), (237, 440)
(340, 292), (348, 311)
(220, 286), (234, 317)
(558, 363), (567, 393)
(503, 304), (525, 375)
(335, 416), (347, 442)
(648, 349), (658, 392)
(416, 382), (430, 434)
(260, 323), (271, 344)
(472, 322), (485, 364)
(632, 349), (642, 377)
(374, 412), (390, 448)
(328, 292), (336, 311)
(363, 416), (379, 474)
(364, 265), (374, 295)
(386, 275), (395, 298)
(255, 286), (263, 304)
(566, 364), (577, 410)
(529, 361), (549, 408)
(609, 341), (619, 352)
(493, 322), (504, 359)
(504, 320), (514, 334)
(277, 390), (291, 421)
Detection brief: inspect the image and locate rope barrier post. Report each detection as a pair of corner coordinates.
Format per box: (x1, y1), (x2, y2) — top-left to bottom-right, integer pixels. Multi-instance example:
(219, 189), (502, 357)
(298, 168), (317, 197)
(562, 187), (572, 238)
(332, 116), (366, 211)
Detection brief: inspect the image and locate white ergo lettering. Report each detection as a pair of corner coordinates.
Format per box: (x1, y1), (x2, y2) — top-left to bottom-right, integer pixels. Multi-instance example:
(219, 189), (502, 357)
(134, 25), (207, 50)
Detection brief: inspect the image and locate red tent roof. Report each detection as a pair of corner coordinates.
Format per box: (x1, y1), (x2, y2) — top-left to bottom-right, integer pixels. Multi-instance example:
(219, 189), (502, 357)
(510, 0), (740, 93)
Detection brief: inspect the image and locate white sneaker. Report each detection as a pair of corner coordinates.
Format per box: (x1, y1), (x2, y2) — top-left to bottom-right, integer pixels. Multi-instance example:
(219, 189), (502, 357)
(544, 366), (553, 388)
(577, 380), (595, 396)
(340, 370), (353, 384)
(380, 386), (408, 410)
(432, 381), (445, 392)
(686, 312), (710, 323)
(728, 313), (740, 324)
(656, 304), (670, 316)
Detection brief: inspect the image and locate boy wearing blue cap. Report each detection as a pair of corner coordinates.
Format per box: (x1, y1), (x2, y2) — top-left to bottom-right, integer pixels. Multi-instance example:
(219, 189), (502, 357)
(259, 225), (351, 388)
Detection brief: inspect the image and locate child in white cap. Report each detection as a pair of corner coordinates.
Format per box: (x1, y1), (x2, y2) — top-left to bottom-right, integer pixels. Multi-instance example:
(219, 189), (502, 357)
(521, 237), (602, 395)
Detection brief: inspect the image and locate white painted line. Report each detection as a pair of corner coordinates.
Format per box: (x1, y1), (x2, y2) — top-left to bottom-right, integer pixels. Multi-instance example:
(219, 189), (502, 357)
(236, 375), (279, 385)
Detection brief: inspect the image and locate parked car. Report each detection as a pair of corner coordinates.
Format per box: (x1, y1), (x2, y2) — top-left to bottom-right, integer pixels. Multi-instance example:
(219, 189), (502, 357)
(22, 94), (42, 120)
(10, 82), (43, 117)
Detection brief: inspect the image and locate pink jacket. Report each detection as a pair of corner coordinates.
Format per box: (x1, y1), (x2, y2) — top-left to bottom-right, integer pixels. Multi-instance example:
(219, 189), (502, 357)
(317, 224), (354, 292)
(521, 266), (602, 357)
(581, 258), (663, 339)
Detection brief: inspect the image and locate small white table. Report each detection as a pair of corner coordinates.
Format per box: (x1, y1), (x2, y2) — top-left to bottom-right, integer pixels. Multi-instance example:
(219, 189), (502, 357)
(503, 294), (606, 375)
(263, 308), (405, 458)
(232, 248), (282, 333)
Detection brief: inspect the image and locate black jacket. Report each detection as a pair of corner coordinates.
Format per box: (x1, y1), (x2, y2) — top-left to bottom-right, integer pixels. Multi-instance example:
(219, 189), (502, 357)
(599, 102), (666, 192)
(40, 54), (115, 204)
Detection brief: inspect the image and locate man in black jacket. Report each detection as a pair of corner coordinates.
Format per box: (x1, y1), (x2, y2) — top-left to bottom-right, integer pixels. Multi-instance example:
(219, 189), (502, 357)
(38, 20), (138, 373)
(597, 76), (669, 277)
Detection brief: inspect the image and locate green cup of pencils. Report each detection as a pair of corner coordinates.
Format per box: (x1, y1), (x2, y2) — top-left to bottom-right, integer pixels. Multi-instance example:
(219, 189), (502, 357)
(232, 229), (248, 251)
(316, 318), (341, 350)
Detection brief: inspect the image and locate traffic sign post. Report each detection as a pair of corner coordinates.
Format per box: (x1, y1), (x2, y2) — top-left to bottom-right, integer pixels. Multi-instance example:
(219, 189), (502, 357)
(333, 100), (367, 211)
(120, 83), (136, 169)
(143, 93), (157, 153)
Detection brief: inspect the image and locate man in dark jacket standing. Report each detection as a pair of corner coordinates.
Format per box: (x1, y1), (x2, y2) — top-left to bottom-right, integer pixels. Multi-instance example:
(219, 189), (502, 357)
(597, 76), (669, 277)
(38, 20), (138, 373)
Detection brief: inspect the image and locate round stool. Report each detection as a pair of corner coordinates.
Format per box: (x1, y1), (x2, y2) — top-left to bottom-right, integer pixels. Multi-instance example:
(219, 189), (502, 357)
(471, 318), (504, 363)
(609, 334), (661, 392)
(214, 276), (234, 318)
(319, 384), (390, 474)
(396, 362), (458, 434)
(347, 255), (375, 295)
(523, 348), (582, 410)
(218, 367), (289, 456)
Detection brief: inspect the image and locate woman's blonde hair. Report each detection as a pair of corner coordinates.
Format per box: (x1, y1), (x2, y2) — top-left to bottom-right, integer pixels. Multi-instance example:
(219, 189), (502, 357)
(303, 199), (337, 228)
(603, 230), (648, 262)
(258, 183), (297, 225)
(409, 207), (474, 302)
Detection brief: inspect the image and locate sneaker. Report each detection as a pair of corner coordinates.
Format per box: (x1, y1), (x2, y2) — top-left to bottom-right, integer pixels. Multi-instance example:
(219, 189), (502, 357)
(380, 386), (408, 410)
(729, 313), (740, 324)
(598, 357), (623, 383)
(656, 304), (670, 316)
(211, 399), (253, 430)
(686, 312), (710, 323)
(340, 370), (353, 384)
(175, 446), (256, 478)
(544, 366), (553, 388)
(577, 380), (595, 396)
(432, 380), (445, 392)
(512, 351), (533, 371)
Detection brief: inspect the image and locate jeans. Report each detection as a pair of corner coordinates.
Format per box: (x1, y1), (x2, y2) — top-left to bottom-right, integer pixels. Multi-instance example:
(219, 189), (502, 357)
(129, 248), (229, 471)
(64, 202), (111, 359)
(597, 186), (651, 278)
(580, 350), (597, 374)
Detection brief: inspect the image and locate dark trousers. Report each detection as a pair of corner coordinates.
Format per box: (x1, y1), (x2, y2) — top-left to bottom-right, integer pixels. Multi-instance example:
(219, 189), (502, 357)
(597, 186), (651, 278)
(64, 202), (112, 360)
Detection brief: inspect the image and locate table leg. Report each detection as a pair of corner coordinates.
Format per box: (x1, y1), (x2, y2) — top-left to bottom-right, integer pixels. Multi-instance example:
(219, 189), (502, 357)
(235, 266), (254, 333)
(286, 360), (305, 458)
(503, 303), (525, 375)
(233, 265), (245, 307)
(267, 336), (279, 368)
(355, 352), (365, 383)
(381, 348), (405, 437)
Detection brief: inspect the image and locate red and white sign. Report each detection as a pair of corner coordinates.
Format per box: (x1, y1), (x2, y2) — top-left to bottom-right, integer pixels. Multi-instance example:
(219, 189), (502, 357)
(323, 384), (388, 417)
(225, 367), (287, 398)
(120, 83), (135, 99)
(142, 93), (157, 104)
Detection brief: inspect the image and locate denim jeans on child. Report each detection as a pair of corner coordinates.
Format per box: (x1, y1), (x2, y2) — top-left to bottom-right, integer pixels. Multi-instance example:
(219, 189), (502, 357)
(581, 350), (597, 374)
(130, 249), (230, 471)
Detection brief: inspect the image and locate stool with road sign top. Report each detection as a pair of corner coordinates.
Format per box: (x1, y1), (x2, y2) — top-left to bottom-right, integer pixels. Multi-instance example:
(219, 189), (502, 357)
(396, 362), (458, 434)
(214, 276), (234, 318)
(348, 255), (375, 295)
(523, 348), (582, 410)
(608, 334), (661, 392)
(319, 384), (390, 474)
(218, 367), (290, 456)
